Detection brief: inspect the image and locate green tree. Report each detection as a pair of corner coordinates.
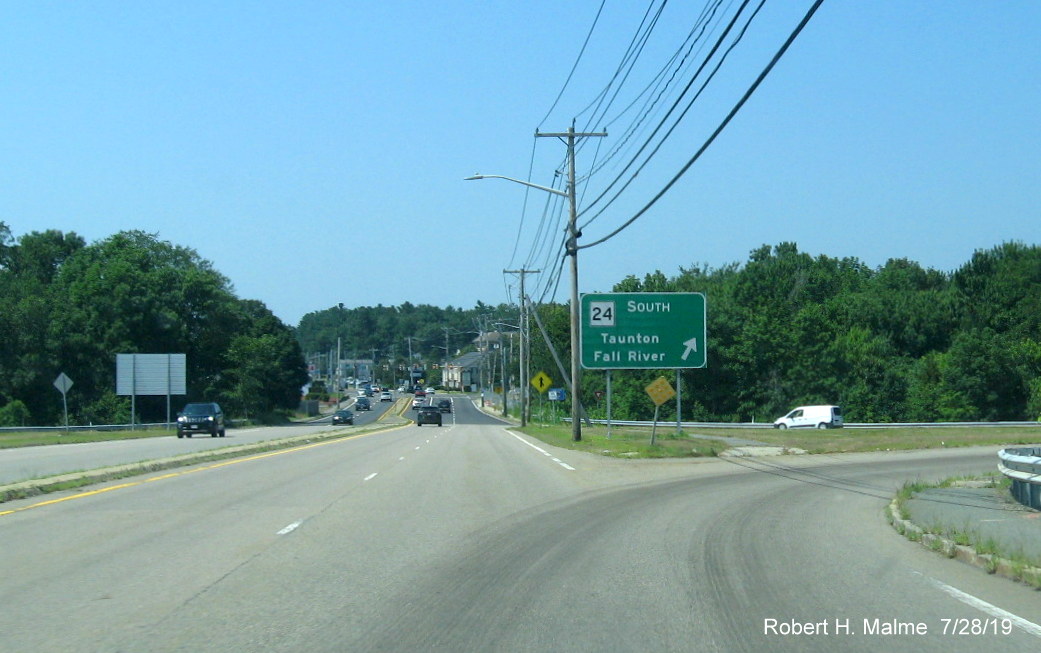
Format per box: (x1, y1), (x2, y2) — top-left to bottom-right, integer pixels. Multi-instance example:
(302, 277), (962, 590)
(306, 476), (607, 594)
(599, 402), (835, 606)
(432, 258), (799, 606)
(223, 300), (308, 418)
(0, 399), (30, 426)
(45, 231), (241, 422)
(953, 242), (1041, 338)
(0, 228), (86, 423)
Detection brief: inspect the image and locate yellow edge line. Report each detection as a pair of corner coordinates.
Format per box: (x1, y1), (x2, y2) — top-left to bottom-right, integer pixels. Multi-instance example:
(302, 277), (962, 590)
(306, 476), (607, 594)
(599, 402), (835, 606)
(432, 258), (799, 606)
(0, 422), (411, 517)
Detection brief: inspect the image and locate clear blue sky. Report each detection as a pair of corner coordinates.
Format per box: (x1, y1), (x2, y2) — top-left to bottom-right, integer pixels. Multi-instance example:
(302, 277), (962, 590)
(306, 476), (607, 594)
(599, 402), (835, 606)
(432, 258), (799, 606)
(3, 1), (1038, 326)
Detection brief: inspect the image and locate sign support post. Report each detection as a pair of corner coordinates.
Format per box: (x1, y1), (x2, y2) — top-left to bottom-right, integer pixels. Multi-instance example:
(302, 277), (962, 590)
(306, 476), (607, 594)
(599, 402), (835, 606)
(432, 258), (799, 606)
(581, 292), (706, 435)
(53, 373), (73, 434)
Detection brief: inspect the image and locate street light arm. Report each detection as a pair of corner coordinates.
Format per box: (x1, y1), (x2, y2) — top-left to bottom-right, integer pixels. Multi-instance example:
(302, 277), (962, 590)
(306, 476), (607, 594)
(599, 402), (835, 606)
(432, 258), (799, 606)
(465, 174), (568, 198)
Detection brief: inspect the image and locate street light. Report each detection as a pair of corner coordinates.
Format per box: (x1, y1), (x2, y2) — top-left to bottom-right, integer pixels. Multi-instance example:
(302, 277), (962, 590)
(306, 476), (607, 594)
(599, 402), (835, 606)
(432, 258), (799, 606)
(467, 166), (585, 441)
(468, 124), (604, 442)
(464, 175), (569, 198)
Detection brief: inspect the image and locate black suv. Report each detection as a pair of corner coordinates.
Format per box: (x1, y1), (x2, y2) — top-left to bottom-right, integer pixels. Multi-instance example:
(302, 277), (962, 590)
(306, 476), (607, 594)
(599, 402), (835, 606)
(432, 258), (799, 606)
(177, 402), (225, 438)
(437, 399), (452, 413)
(355, 397), (371, 411)
(416, 406), (442, 426)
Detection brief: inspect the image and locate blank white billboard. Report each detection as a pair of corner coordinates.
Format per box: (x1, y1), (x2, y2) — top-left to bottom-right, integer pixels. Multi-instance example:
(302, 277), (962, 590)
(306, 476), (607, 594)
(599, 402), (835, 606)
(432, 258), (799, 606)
(116, 354), (187, 396)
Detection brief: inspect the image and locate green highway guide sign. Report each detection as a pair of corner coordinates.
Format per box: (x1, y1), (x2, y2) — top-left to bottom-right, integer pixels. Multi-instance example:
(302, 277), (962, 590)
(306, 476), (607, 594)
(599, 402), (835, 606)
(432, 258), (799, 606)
(580, 292), (706, 369)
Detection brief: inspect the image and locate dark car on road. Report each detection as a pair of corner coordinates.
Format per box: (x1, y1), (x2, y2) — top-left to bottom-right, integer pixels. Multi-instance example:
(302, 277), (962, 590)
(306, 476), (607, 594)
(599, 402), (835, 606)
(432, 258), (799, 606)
(355, 397), (371, 411)
(332, 409), (354, 425)
(177, 402), (225, 438)
(416, 406), (442, 426)
(437, 399), (452, 413)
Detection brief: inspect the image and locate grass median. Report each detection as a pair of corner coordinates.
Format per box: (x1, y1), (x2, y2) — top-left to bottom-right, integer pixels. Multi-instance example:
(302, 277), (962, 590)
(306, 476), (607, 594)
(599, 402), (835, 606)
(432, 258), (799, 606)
(515, 423), (1041, 458)
(0, 428), (175, 448)
(0, 412), (332, 449)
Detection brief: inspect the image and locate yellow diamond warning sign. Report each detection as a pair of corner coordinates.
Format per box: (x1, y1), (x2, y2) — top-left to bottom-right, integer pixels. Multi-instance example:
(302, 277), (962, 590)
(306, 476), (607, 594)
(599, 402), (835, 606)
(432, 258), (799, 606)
(645, 376), (676, 406)
(531, 371), (552, 394)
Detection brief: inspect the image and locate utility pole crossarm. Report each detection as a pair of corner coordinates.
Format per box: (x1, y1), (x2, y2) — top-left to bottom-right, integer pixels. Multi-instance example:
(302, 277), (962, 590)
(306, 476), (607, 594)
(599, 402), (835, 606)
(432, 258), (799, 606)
(535, 130), (609, 138)
(535, 125), (606, 441)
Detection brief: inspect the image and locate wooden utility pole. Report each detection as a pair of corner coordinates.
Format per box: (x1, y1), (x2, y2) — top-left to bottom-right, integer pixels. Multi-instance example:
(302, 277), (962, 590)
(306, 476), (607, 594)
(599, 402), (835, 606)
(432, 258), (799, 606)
(535, 124), (606, 441)
(504, 268), (540, 426)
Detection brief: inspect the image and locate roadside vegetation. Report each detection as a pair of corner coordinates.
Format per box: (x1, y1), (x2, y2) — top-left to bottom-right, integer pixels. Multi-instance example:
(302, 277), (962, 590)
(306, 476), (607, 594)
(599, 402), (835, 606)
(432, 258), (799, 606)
(0, 428), (174, 449)
(6, 419), (1038, 454)
(890, 475), (1041, 589)
(0, 226), (307, 428)
(518, 423), (1041, 458)
(518, 423), (725, 458)
(300, 241), (1041, 428)
(5, 223), (1041, 436)
(700, 425), (1041, 453)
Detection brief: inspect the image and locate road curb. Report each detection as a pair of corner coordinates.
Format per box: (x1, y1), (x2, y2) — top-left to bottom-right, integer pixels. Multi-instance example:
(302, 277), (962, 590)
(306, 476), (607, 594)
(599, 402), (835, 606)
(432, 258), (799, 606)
(887, 497), (1041, 587)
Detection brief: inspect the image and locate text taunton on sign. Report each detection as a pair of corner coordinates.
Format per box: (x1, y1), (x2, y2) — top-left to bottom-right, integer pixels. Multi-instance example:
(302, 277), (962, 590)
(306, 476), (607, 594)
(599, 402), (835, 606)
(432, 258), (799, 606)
(580, 292), (707, 370)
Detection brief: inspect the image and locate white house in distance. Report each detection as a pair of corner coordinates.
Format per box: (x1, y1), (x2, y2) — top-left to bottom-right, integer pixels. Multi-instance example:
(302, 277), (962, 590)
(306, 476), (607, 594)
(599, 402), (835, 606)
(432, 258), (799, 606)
(442, 330), (514, 391)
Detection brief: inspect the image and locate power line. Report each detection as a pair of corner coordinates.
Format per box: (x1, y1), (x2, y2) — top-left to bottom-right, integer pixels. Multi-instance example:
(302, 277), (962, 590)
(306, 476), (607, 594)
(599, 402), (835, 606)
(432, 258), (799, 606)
(505, 138), (541, 271)
(577, 0), (759, 224)
(580, 0), (729, 182)
(524, 172), (567, 271)
(574, 0), (669, 132)
(580, 0), (826, 251)
(536, 0), (607, 129)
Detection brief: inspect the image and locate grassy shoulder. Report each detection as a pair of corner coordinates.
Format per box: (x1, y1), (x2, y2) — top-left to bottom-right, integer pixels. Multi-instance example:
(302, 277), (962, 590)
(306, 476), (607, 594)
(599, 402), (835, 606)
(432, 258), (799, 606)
(515, 423), (1041, 458)
(515, 423), (726, 458)
(739, 425), (1041, 453)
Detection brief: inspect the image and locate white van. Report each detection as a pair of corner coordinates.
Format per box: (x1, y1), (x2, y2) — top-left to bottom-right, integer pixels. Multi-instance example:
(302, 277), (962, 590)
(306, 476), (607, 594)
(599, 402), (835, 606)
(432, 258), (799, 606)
(773, 405), (843, 430)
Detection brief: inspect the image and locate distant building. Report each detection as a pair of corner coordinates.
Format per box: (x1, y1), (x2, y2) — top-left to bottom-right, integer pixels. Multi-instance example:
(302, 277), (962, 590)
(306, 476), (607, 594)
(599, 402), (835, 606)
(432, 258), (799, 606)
(444, 351), (487, 391)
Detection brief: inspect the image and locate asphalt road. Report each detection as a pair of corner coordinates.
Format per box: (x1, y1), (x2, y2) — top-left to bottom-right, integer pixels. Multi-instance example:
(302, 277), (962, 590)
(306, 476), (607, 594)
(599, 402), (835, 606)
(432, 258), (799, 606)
(0, 396), (399, 485)
(2, 398), (1040, 652)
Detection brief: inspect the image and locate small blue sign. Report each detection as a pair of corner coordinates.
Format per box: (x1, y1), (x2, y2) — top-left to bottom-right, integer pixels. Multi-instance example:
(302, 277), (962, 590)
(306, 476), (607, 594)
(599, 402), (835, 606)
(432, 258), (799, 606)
(548, 388), (566, 401)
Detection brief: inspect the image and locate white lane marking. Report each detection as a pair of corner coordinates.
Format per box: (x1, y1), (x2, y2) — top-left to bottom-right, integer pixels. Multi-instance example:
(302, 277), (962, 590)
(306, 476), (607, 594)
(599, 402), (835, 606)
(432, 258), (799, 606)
(277, 521), (301, 535)
(399, 457), (405, 461)
(917, 573), (1041, 638)
(415, 446), (421, 450)
(363, 472), (378, 482)
(506, 431), (575, 471)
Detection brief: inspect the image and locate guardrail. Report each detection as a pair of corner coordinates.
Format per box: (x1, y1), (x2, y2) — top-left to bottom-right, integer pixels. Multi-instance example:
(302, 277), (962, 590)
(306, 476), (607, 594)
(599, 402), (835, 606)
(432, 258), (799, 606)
(998, 447), (1041, 510)
(561, 419), (1041, 430)
(0, 420), (254, 434)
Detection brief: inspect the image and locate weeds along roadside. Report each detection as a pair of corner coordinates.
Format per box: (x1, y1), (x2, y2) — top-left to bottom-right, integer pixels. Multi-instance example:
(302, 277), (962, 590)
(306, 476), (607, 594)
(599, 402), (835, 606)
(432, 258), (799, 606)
(888, 475), (1041, 589)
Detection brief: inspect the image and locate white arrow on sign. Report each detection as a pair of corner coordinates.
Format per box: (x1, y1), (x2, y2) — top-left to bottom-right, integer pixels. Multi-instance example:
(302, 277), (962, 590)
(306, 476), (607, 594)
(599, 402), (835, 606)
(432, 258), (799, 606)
(680, 337), (698, 361)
